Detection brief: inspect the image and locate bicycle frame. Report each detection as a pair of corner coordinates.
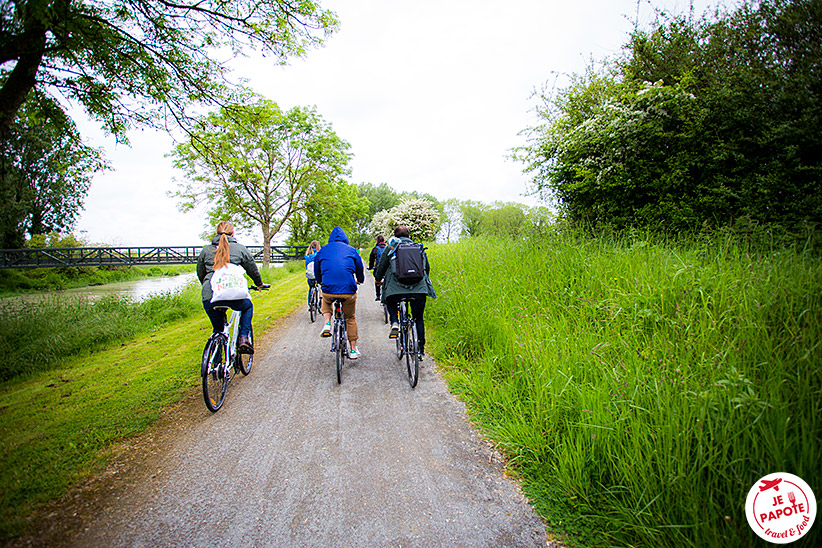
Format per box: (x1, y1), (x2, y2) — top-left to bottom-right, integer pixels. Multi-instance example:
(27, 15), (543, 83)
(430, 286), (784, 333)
(221, 308), (241, 368)
(203, 307), (239, 378)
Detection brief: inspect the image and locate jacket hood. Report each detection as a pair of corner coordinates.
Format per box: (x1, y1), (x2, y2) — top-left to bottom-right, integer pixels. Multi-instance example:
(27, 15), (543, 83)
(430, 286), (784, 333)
(328, 226), (349, 245)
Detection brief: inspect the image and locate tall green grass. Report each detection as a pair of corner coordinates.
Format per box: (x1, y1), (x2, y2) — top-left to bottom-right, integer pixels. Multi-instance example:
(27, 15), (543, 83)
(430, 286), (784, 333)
(0, 287), (202, 381)
(427, 229), (821, 547)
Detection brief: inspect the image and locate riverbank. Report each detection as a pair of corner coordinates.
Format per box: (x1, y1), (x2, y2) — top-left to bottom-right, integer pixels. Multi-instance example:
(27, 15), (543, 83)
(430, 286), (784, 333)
(0, 264), (195, 298)
(0, 265), (307, 540)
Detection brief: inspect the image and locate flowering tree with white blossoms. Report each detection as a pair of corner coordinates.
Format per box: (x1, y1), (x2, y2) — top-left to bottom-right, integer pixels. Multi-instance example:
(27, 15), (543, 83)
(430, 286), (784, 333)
(368, 198), (441, 241)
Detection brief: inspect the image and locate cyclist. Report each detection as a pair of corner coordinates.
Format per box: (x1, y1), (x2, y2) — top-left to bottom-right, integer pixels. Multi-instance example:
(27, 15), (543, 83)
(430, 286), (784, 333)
(374, 225), (436, 360)
(313, 226), (365, 359)
(305, 240), (321, 306)
(367, 234), (387, 300)
(197, 221), (268, 354)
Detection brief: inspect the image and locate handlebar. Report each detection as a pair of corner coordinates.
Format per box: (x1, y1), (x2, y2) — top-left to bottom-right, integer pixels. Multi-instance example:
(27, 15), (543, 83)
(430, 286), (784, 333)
(250, 284), (271, 291)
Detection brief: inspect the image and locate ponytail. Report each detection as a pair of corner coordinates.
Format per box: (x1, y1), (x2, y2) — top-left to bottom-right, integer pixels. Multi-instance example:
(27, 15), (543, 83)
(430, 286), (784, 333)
(213, 221), (234, 270)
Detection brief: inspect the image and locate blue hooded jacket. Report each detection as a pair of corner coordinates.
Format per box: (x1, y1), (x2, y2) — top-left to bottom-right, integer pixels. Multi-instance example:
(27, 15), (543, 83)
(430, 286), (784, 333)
(314, 226), (365, 295)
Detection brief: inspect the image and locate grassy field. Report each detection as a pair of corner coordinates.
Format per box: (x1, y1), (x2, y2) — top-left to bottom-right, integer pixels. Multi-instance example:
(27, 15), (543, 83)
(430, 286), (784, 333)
(0, 263), (306, 540)
(425, 230), (821, 548)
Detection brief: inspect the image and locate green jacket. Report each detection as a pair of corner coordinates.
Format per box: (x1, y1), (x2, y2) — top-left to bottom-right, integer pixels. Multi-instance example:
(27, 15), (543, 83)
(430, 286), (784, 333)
(374, 237), (436, 301)
(196, 235), (263, 301)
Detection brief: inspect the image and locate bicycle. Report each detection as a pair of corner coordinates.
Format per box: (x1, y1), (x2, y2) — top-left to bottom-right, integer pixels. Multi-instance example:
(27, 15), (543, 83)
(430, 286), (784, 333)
(201, 285), (269, 412)
(308, 283), (320, 323)
(329, 297), (348, 384)
(394, 297), (419, 388)
(376, 280), (388, 324)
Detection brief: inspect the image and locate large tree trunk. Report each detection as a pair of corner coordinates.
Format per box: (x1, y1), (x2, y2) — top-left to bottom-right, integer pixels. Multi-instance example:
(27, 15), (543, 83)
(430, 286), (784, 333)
(0, 28), (45, 137)
(261, 225), (273, 269)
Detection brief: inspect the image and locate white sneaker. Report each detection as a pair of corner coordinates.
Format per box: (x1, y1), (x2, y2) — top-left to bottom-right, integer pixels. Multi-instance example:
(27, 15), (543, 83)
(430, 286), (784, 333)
(320, 322), (331, 337)
(389, 323), (399, 339)
(349, 348), (361, 360)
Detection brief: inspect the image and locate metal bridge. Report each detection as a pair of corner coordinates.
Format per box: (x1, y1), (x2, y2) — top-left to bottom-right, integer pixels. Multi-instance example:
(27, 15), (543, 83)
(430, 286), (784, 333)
(0, 245), (306, 269)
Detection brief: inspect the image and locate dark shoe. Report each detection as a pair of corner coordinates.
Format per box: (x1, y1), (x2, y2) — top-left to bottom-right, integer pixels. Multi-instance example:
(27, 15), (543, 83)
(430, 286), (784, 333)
(238, 336), (254, 354)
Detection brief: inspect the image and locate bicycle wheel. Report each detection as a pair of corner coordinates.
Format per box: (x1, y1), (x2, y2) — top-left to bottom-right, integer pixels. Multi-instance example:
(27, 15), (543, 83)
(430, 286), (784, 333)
(202, 336), (228, 412)
(309, 287), (317, 323)
(395, 302), (405, 360)
(383, 303), (388, 324)
(395, 330), (403, 359)
(237, 325), (254, 375)
(335, 320), (344, 384)
(405, 322), (419, 388)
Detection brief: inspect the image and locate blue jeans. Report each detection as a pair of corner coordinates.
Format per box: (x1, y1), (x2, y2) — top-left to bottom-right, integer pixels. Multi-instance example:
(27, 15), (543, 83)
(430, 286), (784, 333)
(203, 299), (253, 338)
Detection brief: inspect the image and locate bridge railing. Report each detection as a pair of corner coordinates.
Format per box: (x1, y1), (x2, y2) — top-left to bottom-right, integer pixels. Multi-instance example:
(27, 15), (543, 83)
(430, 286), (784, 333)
(0, 246), (306, 269)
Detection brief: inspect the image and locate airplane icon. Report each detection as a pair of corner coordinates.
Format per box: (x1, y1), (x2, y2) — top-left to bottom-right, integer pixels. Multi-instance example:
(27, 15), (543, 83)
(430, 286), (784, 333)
(759, 478), (783, 492)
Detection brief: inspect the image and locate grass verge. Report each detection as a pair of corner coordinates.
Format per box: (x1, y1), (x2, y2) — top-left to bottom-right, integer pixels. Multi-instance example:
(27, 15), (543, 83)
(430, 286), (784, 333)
(0, 268), (306, 541)
(426, 231), (821, 548)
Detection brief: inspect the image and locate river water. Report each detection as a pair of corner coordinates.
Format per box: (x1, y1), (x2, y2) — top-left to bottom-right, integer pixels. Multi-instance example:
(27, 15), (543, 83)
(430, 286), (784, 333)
(66, 272), (200, 301)
(2, 272), (200, 307)
(3, 262), (285, 307)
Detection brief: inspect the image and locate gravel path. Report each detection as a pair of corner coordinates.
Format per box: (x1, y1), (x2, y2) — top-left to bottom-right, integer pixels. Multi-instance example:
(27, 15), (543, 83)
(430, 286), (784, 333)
(16, 274), (549, 547)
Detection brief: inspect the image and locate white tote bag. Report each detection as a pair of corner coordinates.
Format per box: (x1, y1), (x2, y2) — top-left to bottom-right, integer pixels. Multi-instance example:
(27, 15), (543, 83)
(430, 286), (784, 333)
(210, 263), (251, 302)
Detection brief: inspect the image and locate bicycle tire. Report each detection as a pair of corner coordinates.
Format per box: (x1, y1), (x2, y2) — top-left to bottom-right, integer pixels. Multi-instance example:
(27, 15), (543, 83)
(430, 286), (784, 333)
(237, 325), (253, 375)
(395, 302), (405, 360)
(335, 320), (344, 384)
(383, 303), (388, 324)
(309, 287), (317, 323)
(405, 322), (419, 388)
(202, 336), (228, 412)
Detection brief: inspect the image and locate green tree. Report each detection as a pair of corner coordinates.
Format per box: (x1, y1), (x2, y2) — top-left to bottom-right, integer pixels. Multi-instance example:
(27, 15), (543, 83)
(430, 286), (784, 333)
(359, 182), (403, 217)
(27, 231), (88, 249)
(437, 198), (463, 243)
(0, 0), (338, 138)
(170, 96), (351, 267)
(287, 179), (369, 248)
(0, 96), (107, 248)
(517, 0), (822, 231)
(454, 200), (530, 238)
(459, 200), (488, 237)
(484, 203), (528, 237)
(349, 182), (402, 246)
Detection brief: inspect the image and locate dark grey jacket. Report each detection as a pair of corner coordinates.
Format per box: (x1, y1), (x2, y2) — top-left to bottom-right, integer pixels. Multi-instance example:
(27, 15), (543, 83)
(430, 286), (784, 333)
(374, 237), (436, 301)
(196, 235), (263, 301)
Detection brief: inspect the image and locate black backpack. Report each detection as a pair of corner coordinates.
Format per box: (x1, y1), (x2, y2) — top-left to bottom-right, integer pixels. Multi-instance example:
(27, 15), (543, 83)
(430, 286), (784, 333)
(392, 242), (426, 285)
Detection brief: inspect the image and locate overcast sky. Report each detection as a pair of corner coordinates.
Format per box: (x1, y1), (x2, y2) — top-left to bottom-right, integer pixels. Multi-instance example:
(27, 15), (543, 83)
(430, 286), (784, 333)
(73, 0), (728, 246)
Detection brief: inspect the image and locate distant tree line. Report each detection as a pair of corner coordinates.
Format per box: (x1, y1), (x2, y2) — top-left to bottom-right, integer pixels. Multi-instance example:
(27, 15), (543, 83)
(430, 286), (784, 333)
(515, 0), (821, 233)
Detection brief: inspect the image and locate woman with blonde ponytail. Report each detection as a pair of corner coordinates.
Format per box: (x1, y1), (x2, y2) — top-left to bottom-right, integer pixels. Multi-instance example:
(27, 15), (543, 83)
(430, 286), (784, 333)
(196, 221), (268, 354)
